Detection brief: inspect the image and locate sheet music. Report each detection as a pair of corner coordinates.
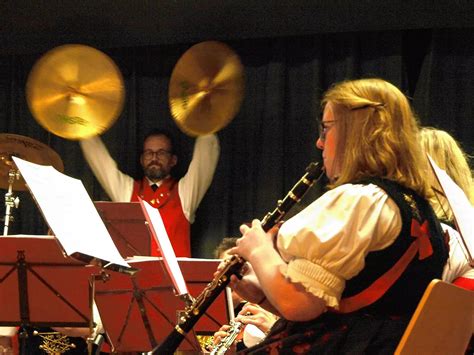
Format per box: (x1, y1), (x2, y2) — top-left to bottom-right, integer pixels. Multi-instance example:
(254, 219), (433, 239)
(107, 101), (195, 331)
(428, 155), (474, 263)
(12, 156), (129, 268)
(139, 198), (188, 295)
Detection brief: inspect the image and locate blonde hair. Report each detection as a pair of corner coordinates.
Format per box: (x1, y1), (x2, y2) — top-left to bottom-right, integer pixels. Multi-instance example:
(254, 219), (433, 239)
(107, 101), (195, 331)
(420, 127), (474, 221)
(322, 78), (429, 197)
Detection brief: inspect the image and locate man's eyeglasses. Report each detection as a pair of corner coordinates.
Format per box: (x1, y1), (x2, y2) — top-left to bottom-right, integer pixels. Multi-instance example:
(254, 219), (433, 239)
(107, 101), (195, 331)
(142, 149), (172, 160)
(318, 120), (337, 142)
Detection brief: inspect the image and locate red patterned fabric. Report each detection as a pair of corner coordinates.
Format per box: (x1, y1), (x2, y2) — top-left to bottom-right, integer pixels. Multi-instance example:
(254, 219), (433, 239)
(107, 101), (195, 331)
(131, 177), (191, 257)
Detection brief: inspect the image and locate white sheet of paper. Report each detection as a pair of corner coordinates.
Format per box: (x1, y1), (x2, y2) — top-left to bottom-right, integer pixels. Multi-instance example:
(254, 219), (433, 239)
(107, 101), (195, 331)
(428, 155), (474, 263)
(12, 156), (129, 268)
(139, 198), (188, 295)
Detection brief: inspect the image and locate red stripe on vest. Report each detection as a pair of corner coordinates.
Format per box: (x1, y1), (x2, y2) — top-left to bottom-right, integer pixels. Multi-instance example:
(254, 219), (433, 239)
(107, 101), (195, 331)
(338, 219), (434, 313)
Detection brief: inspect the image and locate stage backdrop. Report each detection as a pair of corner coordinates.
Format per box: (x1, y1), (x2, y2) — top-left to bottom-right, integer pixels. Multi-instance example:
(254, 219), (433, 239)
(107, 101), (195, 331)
(0, 28), (473, 257)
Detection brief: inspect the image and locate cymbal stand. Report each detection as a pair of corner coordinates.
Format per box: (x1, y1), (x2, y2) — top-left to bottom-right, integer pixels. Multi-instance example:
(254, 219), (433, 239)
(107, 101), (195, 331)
(3, 168), (20, 235)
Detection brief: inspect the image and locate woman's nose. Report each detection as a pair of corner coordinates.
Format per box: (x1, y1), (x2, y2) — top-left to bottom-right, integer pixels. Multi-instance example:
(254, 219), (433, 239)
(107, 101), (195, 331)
(316, 137), (324, 150)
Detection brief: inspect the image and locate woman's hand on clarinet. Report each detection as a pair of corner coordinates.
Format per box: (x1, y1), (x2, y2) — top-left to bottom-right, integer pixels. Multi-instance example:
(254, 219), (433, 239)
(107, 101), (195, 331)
(212, 255), (264, 304)
(228, 219), (277, 263)
(235, 303), (278, 334)
(212, 323), (230, 344)
(211, 323), (241, 351)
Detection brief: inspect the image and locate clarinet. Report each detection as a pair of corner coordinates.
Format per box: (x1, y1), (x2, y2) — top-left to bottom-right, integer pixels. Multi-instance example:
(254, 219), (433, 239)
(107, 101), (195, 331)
(153, 162), (324, 354)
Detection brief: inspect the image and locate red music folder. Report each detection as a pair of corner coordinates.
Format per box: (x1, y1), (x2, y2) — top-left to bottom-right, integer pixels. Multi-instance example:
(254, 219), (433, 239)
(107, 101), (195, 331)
(94, 257), (231, 353)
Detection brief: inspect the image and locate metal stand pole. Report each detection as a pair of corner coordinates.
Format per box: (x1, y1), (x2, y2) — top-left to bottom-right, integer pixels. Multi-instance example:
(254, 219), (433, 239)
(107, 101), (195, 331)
(87, 272), (109, 355)
(3, 169), (20, 236)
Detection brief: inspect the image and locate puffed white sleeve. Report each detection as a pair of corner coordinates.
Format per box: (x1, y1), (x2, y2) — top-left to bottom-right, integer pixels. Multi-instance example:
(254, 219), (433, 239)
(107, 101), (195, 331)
(441, 223), (474, 282)
(79, 136), (134, 202)
(178, 134), (220, 222)
(277, 183), (402, 308)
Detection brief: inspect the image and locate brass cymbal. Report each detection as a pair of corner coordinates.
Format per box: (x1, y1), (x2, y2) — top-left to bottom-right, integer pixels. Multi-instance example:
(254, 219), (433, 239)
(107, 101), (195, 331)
(26, 44), (125, 140)
(0, 133), (64, 191)
(169, 41), (245, 136)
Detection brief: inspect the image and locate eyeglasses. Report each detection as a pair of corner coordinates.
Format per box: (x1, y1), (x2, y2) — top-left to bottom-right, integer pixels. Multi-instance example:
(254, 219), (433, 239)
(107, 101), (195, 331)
(318, 120), (337, 142)
(142, 149), (172, 160)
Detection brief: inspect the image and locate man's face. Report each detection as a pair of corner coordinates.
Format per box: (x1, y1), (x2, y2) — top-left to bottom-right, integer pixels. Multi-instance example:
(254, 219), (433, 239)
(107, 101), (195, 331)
(140, 134), (177, 181)
(316, 102), (339, 181)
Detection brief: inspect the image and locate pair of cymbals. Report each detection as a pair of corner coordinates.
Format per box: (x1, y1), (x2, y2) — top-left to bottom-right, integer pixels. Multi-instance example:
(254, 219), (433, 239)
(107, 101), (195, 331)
(26, 41), (244, 139)
(0, 133), (63, 191)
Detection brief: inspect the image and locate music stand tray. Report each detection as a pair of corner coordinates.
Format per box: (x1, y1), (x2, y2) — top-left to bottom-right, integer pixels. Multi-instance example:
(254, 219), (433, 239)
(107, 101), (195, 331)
(0, 235), (98, 328)
(94, 202), (151, 258)
(95, 257), (230, 353)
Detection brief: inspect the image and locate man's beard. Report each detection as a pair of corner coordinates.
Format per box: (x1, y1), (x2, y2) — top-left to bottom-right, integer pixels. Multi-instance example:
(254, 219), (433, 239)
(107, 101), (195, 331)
(144, 164), (168, 181)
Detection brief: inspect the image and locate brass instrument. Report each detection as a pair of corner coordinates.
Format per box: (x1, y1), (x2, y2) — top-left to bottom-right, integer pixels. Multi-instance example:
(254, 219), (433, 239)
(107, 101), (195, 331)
(26, 44), (125, 140)
(33, 330), (76, 355)
(153, 162), (324, 354)
(169, 41), (244, 136)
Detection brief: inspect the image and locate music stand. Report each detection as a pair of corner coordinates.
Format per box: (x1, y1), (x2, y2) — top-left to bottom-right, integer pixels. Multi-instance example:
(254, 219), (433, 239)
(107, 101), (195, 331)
(0, 235), (98, 329)
(95, 257), (231, 353)
(94, 201), (151, 258)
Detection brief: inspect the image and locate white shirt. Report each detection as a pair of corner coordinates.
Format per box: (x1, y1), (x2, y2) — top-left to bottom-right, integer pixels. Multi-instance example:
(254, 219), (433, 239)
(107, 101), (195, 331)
(441, 223), (474, 282)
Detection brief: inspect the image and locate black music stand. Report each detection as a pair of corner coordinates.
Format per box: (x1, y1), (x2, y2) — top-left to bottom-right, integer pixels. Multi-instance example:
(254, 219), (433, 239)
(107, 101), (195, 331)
(95, 257), (230, 353)
(94, 201), (152, 258)
(0, 234), (101, 354)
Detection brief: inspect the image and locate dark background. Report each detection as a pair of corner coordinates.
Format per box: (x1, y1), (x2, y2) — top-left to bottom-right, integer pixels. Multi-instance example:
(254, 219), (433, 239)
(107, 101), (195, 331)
(0, 1), (473, 257)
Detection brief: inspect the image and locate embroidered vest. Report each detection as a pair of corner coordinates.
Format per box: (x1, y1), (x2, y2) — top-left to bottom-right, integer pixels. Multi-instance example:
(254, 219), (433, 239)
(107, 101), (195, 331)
(340, 178), (448, 316)
(131, 177), (191, 257)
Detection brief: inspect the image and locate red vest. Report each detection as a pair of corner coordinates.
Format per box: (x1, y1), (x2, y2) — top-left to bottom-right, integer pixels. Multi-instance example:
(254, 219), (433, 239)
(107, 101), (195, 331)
(131, 177), (191, 257)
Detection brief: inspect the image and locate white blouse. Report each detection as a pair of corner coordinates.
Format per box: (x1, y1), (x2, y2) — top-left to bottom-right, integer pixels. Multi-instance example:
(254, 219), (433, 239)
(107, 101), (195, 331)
(441, 223), (474, 283)
(277, 183), (402, 308)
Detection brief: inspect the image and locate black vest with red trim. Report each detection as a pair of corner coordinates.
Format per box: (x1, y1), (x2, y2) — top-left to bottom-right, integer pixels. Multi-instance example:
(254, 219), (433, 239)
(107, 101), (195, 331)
(340, 178), (448, 316)
(131, 177), (191, 257)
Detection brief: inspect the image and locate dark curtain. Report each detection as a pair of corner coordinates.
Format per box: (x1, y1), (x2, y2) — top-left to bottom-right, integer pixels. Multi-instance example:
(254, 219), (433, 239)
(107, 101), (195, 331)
(0, 28), (472, 258)
(413, 29), (474, 154)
